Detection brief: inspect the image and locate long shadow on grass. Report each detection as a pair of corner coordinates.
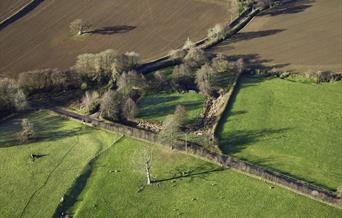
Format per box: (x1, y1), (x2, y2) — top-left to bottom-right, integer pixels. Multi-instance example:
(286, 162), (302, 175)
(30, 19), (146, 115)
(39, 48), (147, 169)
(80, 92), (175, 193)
(216, 75), (292, 155)
(138, 94), (203, 123)
(156, 164), (224, 183)
(259, 0), (314, 17)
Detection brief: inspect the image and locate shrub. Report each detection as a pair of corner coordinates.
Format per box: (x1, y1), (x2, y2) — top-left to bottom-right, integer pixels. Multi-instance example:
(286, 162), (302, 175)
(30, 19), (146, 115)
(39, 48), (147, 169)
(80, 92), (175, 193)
(184, 47), (208, 68)
(100, 90), (123, 121)
(0, 78), (27, 117)
(18, 119), (34, 143)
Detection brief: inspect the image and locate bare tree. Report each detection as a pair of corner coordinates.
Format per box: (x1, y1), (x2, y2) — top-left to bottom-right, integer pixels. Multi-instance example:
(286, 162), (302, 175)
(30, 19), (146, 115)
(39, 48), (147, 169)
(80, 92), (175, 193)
(100, 90), (123, 121)
(70, 19), (91, 35)
(207, 24), (229, 42)
(169, 49), (186, 60)
(125, 51), (140, 69)
(152, 70), (168, 90)
(123, 97), (139, 119)
(117, 70), (146, 96)
(184, 47), (208, 68)
(195, 63), (215, 96)
(18, 119), (34, 143)
(81, 91), (100, 114)
(131, 148), (153, 185)
(174, 105), (187, 127)
(182, 37), (195, 50)
(171, 64), (193, 90)
(235, 58), (246, 73)
(0, 78), (27, 116)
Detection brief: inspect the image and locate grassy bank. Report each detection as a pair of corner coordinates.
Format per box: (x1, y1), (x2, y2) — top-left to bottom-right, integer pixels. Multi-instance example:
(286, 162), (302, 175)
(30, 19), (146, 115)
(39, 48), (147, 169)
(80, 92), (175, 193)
(218, 75), (342, 189)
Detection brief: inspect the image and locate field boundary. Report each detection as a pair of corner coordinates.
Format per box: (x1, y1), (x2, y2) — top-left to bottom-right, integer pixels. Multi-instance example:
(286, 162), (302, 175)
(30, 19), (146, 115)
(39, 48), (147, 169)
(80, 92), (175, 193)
(35, 106), (341, 209)
(136, 6), (259, 74)
(0, 0), (44, 31)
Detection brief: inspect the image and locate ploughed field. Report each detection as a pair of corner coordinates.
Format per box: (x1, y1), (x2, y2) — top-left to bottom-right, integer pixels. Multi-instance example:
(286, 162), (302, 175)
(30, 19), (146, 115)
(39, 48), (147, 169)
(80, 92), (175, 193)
(0, 110), (119, 217)
(67, 136), (341, 217)
(0, 0), (30, 21)
(217, 75), (342, 190)
(211, 0), (342, 73)
(0, 0), (229, 78)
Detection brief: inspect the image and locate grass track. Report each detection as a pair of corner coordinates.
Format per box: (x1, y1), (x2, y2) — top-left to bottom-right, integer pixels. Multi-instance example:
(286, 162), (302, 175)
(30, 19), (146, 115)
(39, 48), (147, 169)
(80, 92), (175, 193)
(218, 75), (342, 189)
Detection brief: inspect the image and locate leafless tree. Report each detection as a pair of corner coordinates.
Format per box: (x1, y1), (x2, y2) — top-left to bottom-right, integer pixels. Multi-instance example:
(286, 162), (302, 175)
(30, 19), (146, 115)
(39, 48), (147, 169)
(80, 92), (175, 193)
(169, 49), (186, 60)
(123, 97), (139, 119)
(131, 148), (153, 185)
(70, 19), (91, 35)
(195, 63), (215, 96)
(0, 78), (27, 115)
(184, 47), (208, 68)
(81, 91), (100, 114)
(117, 70), (146, 96)
(174, 105), (187, 127)
(182, 37), (195, 50)
(100, 90), (123, 121)
(18, 119), (34, 143)
(171, 64), (193, 90)
(208, 24), (229, 42)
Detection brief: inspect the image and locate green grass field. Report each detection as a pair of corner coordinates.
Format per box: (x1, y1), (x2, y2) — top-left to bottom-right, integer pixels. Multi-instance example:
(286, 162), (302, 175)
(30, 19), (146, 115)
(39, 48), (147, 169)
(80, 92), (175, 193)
(218, 75), (342, 190)
(0, 110), (119, 217)
(68, 136), (341, 217)
(138, 91), (205, 123)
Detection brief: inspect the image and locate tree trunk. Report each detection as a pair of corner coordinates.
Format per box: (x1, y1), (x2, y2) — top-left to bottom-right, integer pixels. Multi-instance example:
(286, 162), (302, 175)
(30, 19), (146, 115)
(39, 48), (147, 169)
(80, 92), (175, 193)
(145, 162), (151, 185)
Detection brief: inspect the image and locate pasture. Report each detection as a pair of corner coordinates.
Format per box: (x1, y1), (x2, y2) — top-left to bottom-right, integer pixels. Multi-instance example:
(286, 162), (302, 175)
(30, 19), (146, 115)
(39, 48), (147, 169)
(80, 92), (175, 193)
(138, 91), (205, 123)
(67, 136), (341, 217)
(217, 75), (342, 190)
(0, 0), (229, 78)
(211, 0), (342, 73)
(0, 110), (119, 217)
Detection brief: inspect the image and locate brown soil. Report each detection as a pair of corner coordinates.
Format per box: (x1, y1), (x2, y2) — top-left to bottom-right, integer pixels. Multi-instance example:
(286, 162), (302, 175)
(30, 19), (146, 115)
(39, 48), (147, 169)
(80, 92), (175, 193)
(211, 0), (342, 73)
(0, 0), (30, 21)
(0, 0), (229, 78)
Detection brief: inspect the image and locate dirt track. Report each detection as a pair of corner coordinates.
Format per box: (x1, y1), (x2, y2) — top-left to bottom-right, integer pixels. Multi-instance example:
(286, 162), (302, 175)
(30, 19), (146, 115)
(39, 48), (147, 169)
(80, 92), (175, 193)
(0, 0), (30, 21)
(211, 0), (342, 73)
(0, 0), (229, 78)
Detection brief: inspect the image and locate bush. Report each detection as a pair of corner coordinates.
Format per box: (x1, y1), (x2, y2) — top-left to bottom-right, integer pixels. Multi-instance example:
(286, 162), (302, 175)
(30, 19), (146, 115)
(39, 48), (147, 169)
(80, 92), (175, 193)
(182, 37), (195, 50)
(0, 78), (27, 117)
(184, 47), (208, 68)
(207, 24), (230, 42)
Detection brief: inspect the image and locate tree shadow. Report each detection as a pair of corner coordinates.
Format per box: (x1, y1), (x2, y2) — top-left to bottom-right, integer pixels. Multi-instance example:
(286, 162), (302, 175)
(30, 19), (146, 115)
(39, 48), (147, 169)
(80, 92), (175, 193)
(219, 29), (285, 46)
(259, 0), (314, 17)
(156, 164), (224, 183)
(0, 111), (90, 148)
(89, 25), (136, 35)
